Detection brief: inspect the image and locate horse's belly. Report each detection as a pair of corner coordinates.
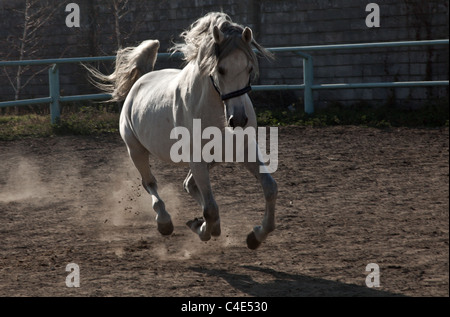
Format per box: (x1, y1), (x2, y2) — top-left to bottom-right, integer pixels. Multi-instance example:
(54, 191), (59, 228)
(134, 106), (177, 162)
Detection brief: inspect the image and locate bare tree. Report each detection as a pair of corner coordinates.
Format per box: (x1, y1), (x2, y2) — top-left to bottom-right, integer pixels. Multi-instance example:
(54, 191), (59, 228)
(2, 0), (64, 108)
(107, 0), (150, 50)
(110, 0), (128, 49)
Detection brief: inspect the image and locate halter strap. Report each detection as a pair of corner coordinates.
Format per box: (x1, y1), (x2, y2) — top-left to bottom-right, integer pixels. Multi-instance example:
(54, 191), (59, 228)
(210, 76), (252, 101)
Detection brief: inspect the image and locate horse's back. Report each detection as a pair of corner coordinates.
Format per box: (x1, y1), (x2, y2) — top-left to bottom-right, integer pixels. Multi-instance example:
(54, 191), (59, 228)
(129, 68), (181, 103)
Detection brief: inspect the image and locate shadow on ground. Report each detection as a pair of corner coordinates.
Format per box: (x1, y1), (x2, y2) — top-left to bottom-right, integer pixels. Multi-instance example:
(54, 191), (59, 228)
(191, 265), (405, 297)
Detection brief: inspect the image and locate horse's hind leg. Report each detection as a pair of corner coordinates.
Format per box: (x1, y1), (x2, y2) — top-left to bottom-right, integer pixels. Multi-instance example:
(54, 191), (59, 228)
(183, 170), (202, 206)
(125, 139), (173, 235)
(183, 166), (221, 237)
(185, 163), (221, 241)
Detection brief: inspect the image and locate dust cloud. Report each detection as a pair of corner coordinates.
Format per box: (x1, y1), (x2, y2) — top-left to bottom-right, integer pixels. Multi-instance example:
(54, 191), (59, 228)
(0, 150), (243, 264)
(0, 158), (47, 203)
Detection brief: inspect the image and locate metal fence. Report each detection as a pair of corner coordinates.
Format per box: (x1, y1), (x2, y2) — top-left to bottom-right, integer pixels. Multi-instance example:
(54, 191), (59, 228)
(0, 39), (448, 124)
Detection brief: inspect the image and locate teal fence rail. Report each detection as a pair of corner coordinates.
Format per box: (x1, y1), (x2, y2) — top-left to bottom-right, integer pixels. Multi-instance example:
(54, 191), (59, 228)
(0, 39), (448, 124)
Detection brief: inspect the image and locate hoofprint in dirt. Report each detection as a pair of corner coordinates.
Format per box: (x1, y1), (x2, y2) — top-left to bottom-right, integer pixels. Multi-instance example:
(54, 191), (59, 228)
(0, 126), (448, 296)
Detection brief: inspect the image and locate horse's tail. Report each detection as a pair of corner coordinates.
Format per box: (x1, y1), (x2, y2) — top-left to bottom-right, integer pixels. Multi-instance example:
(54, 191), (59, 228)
(84, 39), (160, 103)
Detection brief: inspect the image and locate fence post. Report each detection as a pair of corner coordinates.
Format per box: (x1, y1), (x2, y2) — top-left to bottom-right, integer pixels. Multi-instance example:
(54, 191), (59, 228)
(48, 64), (60, 124)
(303, 55), (314, 114)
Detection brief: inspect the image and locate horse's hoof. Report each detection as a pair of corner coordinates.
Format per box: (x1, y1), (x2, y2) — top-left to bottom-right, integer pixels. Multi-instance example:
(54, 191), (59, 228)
(211, 225), (221, 237)
(211, 219), (221, 237)
(186, 217), (204, 233)
(246, 231), (261, 250)
(157, 221), (174, 235)
(187, 218), (213, 241)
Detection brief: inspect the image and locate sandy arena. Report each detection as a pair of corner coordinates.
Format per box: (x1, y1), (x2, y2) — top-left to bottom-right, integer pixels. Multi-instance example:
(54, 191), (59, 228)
(0, 126), (448, 296)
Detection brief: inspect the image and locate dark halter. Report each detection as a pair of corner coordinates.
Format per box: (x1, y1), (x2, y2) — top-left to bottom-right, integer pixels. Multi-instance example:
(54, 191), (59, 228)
(210, 76), (252, 101)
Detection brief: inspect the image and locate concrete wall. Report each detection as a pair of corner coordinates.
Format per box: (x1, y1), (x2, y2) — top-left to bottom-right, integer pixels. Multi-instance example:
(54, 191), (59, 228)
(1, 0), (448, 108)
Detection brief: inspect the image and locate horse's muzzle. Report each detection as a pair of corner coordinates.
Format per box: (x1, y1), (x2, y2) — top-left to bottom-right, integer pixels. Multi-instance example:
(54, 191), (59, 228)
(228, 113), (248, 129)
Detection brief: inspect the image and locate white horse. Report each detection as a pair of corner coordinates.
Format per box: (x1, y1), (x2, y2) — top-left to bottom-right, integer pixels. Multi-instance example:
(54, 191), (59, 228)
(88, 12), (277, 249)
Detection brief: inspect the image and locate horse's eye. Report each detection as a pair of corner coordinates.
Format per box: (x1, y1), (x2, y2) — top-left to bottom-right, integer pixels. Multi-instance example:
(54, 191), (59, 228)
(249, 67), (254, 74)
(218, 67), (226, 75)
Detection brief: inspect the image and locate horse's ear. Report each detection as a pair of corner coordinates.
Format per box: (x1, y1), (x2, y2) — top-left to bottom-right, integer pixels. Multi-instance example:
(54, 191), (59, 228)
(242, 27), (253, 43)
(213, 26), (224, 44)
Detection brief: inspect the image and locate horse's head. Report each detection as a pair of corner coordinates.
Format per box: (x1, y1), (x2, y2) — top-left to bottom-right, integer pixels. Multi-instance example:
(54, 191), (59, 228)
(211, 26), (254, 128)
(171, 12), (273, 128)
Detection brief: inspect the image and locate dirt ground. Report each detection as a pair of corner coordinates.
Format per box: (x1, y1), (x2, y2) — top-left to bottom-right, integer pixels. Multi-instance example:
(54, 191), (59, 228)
(0, 126), (448, 297)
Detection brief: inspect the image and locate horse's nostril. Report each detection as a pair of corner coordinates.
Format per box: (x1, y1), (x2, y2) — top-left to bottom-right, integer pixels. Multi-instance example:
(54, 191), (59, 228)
(229, 116), (235, 128)
(244, 117), (248, 126)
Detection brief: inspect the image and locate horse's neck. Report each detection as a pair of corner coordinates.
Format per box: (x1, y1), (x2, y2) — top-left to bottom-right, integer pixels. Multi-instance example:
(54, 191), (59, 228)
(181, 63), (213, 100)
(179, 63), (225, 125)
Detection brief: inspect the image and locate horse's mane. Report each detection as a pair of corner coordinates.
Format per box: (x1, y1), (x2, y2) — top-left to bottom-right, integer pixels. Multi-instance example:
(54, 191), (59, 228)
(171, 12), (273, 76)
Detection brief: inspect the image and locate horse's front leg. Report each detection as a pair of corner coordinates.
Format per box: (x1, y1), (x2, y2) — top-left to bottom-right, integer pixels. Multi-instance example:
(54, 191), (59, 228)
(186, 162), (221, 241)
(244, 159), (278, 249)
